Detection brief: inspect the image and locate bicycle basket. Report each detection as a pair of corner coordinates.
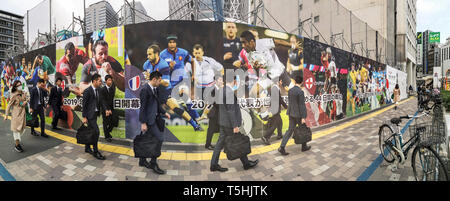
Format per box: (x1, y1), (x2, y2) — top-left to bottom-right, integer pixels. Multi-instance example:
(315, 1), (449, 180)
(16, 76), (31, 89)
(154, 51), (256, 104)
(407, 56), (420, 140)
(409, 120), (446, 147)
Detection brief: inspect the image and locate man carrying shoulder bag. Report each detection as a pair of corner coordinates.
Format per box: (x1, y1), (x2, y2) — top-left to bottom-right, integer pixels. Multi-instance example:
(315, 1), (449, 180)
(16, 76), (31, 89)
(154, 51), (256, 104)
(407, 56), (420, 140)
(210, 75), (258, 172)
(137, 71), (171, 175)
(278, 73), (311, 155)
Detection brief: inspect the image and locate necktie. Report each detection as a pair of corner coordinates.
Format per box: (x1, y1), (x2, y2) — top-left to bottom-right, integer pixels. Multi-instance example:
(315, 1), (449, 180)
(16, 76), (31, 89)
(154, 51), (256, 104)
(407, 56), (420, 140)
(39, 89), (44, 106)
(37, 88), (41, 104)
(95, 88), (99, 112)
(153, 87), (157, 97)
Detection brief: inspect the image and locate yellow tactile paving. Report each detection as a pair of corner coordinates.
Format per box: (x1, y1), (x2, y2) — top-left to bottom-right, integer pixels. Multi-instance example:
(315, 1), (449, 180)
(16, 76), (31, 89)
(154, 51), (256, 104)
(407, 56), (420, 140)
(1, 97), (414, 161)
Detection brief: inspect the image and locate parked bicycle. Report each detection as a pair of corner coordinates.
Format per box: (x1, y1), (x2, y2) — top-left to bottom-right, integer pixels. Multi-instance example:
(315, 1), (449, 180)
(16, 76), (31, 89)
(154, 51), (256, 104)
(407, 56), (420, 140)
(418, 88), (442, 116)
(378, 111), (448, 181)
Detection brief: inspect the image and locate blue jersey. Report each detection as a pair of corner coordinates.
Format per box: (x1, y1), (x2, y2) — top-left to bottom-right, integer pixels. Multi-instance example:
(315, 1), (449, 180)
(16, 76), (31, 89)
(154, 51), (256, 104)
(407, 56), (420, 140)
(143, 58), (172, 89)
(160, 48), (192, 87)
(30, 66), (41, 86)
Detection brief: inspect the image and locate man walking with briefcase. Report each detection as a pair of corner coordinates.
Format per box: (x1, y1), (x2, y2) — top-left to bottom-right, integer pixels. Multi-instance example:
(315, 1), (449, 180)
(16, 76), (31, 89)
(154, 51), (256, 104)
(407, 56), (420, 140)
(210, 75), (259, 172)
(29, 79), (49, 138)
(49, 77), (64, 130)
(278, 73), (311, 155)
(82, 74), (105, 160)
(138, 71), (171, 175)
(100, 75), (116, 142)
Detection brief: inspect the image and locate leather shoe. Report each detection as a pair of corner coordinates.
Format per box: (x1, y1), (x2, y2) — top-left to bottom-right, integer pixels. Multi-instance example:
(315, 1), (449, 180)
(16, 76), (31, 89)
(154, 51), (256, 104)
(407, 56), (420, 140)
(276, 135), (283, 140)
(93, 152), (106, 160)
(205, 145), (215, 150)
(210, 165), (228, 172)
(52, 127), (62, 131)
(278, 147), (289, 156)
(105, 137), (113, 143)
(85, 148), (94, 154)
(301, 145), (311, 152)
(261, 137), (270, 145)
(31, 131), (39, 136)
(139, 159), (151, 168)
(41, 133), (49, 138)
(243, 159), (259, 170)
(150, 163), (166, 175)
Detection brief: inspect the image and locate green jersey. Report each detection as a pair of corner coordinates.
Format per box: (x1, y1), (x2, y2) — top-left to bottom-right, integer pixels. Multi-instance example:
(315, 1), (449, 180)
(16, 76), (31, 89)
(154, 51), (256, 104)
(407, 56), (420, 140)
(41, 56), (55, 75)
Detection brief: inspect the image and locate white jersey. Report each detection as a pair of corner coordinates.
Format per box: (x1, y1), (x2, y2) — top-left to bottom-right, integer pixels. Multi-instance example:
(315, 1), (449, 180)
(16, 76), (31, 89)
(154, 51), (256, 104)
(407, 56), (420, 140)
(192, 56), (223, 88)
(336, 98), (343, 115)
(248, 38), (286, 80)
(329, 61), (337, 78)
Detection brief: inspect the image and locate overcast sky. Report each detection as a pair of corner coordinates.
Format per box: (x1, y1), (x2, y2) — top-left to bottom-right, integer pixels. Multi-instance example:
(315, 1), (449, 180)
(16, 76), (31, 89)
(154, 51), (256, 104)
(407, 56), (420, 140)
(2, 0), (449, 45)
(2, 0), (169, 19)
(417, 0), (450, 43)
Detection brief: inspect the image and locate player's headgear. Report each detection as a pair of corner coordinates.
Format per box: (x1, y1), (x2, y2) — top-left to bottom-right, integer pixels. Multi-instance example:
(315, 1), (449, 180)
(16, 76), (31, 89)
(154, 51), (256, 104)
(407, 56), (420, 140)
(167, 35), (178, 42)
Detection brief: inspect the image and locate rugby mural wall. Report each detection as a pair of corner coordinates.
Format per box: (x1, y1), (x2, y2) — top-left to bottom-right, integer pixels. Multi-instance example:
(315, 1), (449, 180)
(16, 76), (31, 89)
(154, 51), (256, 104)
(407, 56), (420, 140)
(8, 21), (394, 144)
(7, 26), (126, 139)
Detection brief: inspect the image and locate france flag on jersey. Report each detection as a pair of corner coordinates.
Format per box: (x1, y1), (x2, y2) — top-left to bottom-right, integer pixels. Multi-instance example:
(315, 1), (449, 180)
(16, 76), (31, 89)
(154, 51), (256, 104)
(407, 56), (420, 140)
(129, 75), (140, 91)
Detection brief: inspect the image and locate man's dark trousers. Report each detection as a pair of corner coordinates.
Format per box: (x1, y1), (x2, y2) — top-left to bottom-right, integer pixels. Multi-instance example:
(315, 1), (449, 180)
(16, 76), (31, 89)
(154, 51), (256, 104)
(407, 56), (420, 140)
(263, 113), (283, 139)
(281, 117), (306, 148)
(211, 126), (250, 167)
(31, 106), (45, 134)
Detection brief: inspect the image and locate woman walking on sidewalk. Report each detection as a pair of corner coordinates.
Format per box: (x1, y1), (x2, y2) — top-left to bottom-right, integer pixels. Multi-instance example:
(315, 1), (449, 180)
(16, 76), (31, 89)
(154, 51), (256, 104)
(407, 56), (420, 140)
(393, 84), (400, 110)
(4, 80), (28, 153)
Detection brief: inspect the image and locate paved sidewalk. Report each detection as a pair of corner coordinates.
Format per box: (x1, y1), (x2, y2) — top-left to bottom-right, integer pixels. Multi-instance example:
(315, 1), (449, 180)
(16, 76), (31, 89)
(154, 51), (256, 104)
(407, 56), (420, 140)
(2, 98), (418, 181)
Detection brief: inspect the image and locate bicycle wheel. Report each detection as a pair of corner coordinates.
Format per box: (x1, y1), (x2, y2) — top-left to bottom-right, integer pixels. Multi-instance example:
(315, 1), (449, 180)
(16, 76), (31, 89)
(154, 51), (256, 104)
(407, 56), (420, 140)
(433, 104), (442, 115)
(378, 124), (396, 163)
(412, 145), (449, 181)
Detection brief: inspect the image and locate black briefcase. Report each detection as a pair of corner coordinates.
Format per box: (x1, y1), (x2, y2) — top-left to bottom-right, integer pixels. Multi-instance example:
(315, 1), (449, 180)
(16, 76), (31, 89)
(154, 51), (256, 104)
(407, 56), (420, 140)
(293, 124), (312, 144)
(59, 110), (68, 121)
(156, 115), (165, 132)
(224, 132), (251, 161)
(26, 117), (39, 128)
(111, 113), (119, 128)
(76, 124), (98, 145)
(133, 131), (161, 158)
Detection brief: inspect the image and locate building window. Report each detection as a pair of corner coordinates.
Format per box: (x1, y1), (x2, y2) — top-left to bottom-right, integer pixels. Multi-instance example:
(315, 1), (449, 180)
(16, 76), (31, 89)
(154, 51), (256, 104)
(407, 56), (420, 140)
(314, 15), (320, 23)
(447, 47), (450, 59)
(314, 0), (319, 3)
(314, 35), (320, 41)
(447, 47), (449, 60)
(299, 4), (302, 11)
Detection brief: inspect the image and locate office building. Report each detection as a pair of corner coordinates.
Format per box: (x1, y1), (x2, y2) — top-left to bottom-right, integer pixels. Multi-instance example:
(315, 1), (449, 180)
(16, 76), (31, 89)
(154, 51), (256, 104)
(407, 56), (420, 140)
(0, 10), (24, 62)
(85, 1), (118, 33)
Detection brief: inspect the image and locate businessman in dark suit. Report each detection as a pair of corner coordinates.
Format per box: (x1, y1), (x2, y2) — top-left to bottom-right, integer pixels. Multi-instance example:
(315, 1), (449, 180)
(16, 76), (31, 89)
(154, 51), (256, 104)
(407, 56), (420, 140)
(139, 71), (171, 175)
(49, 77), (64, 130)
(210, 75), (259, 172)
(29, 79), (49, 138)
(203, 75), (223, 150)
(82, 74), (105, 160)
(261, 78), (288, 145)
(100, 75), (116, 142)
(278, 74), (311, 155)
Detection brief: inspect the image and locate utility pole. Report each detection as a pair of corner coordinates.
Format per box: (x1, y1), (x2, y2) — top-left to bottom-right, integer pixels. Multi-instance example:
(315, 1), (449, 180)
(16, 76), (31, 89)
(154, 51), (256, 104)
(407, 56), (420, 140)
(133, 0), (136, 24)
(49, 0), (52, 42)
(394, 0), (398, 68)
(72, 12), (75, 37)
(366, 22), (368, 58)
(376, 31), (379, 63)
(298, 0), (301, 36)
(350, 11), (353, 53)
(84, 0), (86, 30)
(27, 10), (29, 51)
